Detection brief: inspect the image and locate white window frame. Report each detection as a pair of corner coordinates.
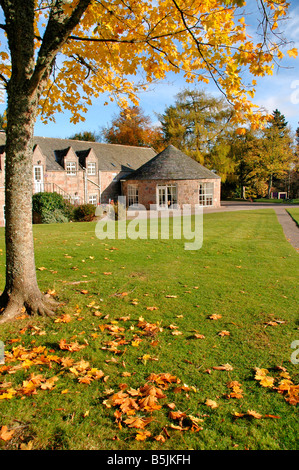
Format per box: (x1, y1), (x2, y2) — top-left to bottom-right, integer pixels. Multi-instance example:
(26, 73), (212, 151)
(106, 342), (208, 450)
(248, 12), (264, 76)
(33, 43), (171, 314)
(157, 184), (177, 209)
(127, 184), (138, 206)
(88, 194), (97, 205)
(87, 162), (96, 176)
(199, 182), (214, 206)
(66, 161), (76, 176)
(34, 165), (44, 192)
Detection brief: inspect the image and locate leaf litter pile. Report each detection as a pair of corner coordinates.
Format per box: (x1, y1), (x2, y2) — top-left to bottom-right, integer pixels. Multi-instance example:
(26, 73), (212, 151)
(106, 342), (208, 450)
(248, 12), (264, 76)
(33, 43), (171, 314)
(0, 293), (298, 447)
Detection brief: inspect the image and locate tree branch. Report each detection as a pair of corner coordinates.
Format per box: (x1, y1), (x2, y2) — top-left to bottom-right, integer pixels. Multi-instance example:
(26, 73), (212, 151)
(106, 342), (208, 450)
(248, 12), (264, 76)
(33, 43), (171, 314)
(29, 0), (92, 94)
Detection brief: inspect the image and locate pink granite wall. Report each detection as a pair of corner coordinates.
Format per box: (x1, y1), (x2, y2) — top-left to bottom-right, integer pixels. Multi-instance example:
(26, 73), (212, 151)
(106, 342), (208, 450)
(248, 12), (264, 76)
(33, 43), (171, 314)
(122, 178), (221, 209)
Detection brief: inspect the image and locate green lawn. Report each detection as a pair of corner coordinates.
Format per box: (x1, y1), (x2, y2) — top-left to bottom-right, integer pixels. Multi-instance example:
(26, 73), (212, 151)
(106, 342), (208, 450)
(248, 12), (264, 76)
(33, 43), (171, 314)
(0, 209), (298, 450)
(287, 208), (299, 226)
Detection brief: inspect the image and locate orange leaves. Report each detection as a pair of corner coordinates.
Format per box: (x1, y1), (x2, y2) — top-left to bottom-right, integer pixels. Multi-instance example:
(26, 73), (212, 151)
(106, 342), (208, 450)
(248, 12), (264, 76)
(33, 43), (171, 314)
(226, 381), (243, 399)
(254, 367), (299, 406)
(69, 359), (105, 384)
(254, 368), (275, 388)
(54, 314), (72, 323)
(212, 363), (233, 372)
(234, 410), (263, 420)
(205, 399), (219, 409)
(103, 371), (199, 440)
(147, 373), (181, 389)
(209, 314), (222, 320)
(59, 339), (86, 352)
(168, 410), (203, 432)
(287, 48), (298, 58)
(0, 425), (15, 442)
(124, 417), (153, 429)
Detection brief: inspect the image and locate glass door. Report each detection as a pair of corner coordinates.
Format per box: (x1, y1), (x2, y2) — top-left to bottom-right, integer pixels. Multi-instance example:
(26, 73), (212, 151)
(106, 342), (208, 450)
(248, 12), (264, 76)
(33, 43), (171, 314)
(157, 185), (167, 209)
(34, 165), (44, 193)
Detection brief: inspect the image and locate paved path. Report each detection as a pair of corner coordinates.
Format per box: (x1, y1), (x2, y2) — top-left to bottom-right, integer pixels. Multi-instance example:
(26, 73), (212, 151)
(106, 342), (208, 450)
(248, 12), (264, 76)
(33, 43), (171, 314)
(203, 202), (299, 251)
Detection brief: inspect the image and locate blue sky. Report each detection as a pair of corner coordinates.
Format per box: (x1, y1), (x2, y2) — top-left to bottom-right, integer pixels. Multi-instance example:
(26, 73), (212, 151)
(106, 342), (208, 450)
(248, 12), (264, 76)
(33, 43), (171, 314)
(0, 1), (298, 138)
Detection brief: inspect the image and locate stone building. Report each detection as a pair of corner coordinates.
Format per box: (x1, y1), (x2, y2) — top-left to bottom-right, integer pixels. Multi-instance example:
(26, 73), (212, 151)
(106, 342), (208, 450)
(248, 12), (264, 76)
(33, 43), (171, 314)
(0, 133), (156, 226)
(121, 145), (221, 210)
(0, 136), (221, 226)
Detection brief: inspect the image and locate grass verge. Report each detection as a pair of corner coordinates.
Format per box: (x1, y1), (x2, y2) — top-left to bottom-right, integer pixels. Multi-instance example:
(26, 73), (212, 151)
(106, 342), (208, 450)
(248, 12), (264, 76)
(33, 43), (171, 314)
(0, 209), (298, 450)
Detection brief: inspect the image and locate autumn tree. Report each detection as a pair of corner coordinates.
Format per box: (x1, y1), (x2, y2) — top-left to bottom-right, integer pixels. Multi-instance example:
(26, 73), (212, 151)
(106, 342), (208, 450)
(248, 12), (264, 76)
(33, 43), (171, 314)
(68, 130), (98, 142)
(101, 106), (164, 151)
(0, 0), (296, 324)
(159, 89), (234, 165)
(261, 110), (294, 198)
(230, 111), (295, 199)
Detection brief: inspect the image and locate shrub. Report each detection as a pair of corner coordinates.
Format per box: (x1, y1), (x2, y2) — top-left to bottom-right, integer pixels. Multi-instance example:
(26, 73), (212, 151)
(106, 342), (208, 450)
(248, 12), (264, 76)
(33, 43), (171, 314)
(72, 204), (96, 222)
(42, 209), (69, 224)
(32, 192), (70, 224)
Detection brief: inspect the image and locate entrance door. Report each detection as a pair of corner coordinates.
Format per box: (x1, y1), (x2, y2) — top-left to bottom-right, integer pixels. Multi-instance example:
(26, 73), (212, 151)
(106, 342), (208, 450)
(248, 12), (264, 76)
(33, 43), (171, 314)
(157, 186), (167, 209)
(34, 165), (44, 193)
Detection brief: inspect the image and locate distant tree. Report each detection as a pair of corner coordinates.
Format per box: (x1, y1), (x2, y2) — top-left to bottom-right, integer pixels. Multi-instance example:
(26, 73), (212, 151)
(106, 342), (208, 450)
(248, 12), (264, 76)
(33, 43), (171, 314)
(158, 89), (234, 165)
(101, 106), (164, 151)
(68, 131), (98, 142)
(261, 110), (293, 198)
(271, 109), (288, 136)
(0, 113), (5, 130)
(231, 111), (295, 199)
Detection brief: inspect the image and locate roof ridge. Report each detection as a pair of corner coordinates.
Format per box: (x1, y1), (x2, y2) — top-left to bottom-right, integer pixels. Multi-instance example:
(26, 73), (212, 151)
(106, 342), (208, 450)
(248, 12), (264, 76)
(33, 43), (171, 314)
(34, 135), (154, 151)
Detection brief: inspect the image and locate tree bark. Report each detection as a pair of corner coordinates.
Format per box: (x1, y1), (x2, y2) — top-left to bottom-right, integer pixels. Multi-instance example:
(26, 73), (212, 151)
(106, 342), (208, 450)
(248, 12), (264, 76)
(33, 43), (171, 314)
(0, 0), (51, 323)
(267, 173), (273, 199)
(0, 81), (57, 324)
(0, 0), (91, 324)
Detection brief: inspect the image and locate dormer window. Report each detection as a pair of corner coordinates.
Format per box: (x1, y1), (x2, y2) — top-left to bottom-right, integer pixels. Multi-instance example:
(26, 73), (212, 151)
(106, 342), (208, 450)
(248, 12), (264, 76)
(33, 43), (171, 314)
(66, 162), (76, 175)
(87, 162), (96, 176)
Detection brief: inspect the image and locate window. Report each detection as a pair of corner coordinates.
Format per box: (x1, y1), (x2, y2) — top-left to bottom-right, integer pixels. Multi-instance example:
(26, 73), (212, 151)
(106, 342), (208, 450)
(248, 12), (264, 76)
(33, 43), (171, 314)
(166, 185), (177, 207)
(66, 162), (76, 175)
(127, 185), (138, 206)
(157, 184), (177, 209)
(199, 182), (214, 206)
(87, 162), (96, 176)
(34, 166), (42, 181)
(88, 194), (97, 205)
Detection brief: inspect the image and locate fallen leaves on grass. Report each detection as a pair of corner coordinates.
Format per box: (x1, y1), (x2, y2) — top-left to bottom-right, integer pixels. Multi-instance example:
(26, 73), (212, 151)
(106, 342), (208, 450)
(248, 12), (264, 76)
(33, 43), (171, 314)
(212, 363), (233, 371)
(103, 372), (200, 440)
(192, 333), (205, 339)
(264, 319), (286, 327)
(209, 314), (222, 320)
(234, 410), (262, 419)
(0, 425), (15, 442)
(205, 399), (218, 409)
(124, 417), (153, 429)
(254, 367), (299, 405)
(234, 410), (281, 420)
(135, 430), (151, 441)
(226, 381), (244, 399)
(54, 314), (72, 323)
(59, 339), (86, 352)
(218, 330), (230, 337)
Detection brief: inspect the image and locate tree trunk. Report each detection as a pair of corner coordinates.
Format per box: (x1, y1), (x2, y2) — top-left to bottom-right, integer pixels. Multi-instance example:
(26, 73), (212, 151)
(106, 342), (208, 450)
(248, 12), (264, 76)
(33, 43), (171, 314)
(0, 0), (92, 324)
(0, 80), (57, 324)
(267, 174), (273, 199)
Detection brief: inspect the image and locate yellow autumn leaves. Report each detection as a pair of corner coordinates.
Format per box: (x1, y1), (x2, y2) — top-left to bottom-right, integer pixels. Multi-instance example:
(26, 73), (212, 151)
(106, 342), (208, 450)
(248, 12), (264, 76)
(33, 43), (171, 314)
(8, 0), (294, 129)
(102, 372), (203, 440)
(254, 367), (299, 406)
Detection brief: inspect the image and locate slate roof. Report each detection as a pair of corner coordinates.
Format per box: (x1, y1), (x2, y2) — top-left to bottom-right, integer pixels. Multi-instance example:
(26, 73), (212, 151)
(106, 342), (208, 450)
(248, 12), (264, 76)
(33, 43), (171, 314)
(123, 145), (221, 180)
(0, 132), (156, 173)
